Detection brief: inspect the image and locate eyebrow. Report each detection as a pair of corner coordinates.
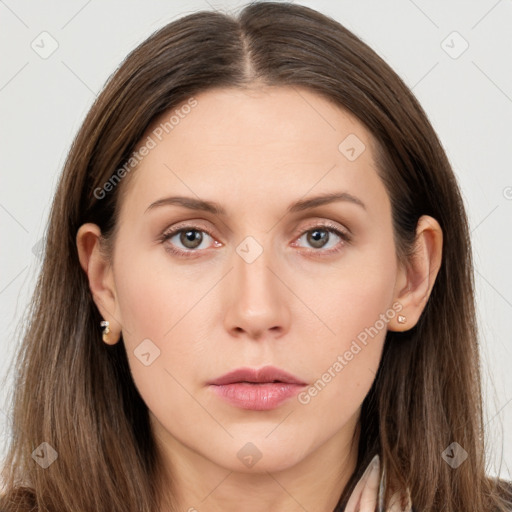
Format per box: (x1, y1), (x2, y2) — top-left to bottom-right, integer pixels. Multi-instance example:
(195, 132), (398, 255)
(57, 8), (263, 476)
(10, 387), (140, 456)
(144, 191), (366, 215)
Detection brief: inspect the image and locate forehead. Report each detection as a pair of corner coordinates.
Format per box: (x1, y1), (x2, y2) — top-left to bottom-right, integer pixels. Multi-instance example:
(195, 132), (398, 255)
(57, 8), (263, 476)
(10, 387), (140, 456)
(157, 85), (369, 154)
(116, 85), (387, 219)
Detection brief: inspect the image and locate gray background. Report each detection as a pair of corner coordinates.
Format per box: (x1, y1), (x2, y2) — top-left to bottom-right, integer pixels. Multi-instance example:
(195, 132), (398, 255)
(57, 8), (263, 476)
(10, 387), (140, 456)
(1, 0), (511, 480)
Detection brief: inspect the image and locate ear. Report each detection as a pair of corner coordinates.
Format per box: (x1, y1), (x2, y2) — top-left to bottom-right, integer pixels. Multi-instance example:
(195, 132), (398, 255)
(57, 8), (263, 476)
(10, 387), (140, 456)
(388, 215), (443, 332)
(76, 223), (122, 345)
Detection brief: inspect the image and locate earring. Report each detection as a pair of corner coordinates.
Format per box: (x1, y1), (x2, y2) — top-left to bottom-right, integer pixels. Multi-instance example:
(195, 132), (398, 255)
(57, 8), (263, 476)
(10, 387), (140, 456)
(397, 315), (406, 324)
(100, 320), (110, 343)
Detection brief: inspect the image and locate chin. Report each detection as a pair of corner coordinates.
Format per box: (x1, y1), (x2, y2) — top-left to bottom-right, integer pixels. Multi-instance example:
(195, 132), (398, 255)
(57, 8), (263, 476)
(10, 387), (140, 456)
(226, 441), (309, 474)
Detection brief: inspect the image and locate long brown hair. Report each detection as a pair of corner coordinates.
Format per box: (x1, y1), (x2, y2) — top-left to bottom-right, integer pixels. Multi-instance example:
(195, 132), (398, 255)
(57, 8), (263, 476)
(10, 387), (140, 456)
(1, 2), (510, 511)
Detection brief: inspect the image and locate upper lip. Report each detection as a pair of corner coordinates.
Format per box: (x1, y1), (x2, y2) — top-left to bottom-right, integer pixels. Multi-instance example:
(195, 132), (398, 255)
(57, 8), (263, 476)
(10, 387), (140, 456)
(209, 365), (307, 386)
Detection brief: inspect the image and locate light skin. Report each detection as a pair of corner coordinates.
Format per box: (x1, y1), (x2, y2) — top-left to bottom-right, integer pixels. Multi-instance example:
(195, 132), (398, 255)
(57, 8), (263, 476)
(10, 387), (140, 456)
(77, 86), (442, 512)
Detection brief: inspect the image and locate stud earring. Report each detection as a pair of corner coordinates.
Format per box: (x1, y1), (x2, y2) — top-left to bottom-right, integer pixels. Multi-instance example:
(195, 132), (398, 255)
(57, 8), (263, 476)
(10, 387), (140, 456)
(100, 320), (110, 343)
(397, 315), (406, 324)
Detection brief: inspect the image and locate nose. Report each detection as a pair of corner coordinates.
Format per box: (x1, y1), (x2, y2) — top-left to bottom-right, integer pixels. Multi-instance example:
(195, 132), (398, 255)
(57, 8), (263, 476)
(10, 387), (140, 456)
(223, 239), (291, 341)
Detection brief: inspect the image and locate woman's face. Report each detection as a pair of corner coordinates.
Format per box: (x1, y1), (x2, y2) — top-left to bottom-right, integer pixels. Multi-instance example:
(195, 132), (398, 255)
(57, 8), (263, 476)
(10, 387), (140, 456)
(99, 86), (407, 475)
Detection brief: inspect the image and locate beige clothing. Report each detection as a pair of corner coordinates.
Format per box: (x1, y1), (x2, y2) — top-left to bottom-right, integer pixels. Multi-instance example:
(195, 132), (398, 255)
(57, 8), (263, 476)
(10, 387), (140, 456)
(342, 455), (412, 512)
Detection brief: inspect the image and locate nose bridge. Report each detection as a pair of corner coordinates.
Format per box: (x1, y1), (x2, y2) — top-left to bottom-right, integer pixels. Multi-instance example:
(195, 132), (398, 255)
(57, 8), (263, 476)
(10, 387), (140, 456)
(235, 234), (280, 309)
(223, 233), (290, 338)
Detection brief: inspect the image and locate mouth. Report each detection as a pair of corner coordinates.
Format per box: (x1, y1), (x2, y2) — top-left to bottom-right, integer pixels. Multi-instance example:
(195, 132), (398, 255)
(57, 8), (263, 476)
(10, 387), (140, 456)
(208, 366), (307, 411)
(208, 365), (307, 386)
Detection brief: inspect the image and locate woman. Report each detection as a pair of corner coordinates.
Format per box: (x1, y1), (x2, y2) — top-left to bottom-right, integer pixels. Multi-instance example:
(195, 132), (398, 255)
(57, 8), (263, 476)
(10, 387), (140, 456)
(1, 2), (510, 511)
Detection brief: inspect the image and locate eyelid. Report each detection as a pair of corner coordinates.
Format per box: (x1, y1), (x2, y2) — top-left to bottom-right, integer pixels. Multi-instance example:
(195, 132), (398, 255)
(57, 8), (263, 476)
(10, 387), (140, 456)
(293, 219), (351, 239)
(161, 219), (215, 236)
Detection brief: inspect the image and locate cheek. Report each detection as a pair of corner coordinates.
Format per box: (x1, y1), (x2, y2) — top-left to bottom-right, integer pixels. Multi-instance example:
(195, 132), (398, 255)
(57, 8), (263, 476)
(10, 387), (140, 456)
(112, 259), (206, 429)
(111, 245), (215, 407)
(113, 242), (193, 341)
(297, 241), (397, 409)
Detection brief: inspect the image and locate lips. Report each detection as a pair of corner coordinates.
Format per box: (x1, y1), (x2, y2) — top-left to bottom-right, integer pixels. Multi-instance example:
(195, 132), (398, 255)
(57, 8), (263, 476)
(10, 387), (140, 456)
(208, 366), (307, 411)
(208, 366), (307, 386)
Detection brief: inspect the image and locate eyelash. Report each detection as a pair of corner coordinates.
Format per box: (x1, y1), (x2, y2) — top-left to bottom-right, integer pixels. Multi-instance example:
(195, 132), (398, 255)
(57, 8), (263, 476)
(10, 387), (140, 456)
(159, 222), (352, 258)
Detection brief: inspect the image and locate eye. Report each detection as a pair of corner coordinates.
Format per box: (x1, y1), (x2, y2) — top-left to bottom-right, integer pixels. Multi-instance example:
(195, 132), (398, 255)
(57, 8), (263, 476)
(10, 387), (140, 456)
(160, 226), (220, 257)
(292, 223), (351, 255)
(159, 222), (351, 258)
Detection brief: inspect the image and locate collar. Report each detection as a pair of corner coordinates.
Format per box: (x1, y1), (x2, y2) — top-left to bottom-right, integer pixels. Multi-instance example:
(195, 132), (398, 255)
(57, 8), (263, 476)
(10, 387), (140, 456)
(342, 455), (413, 512)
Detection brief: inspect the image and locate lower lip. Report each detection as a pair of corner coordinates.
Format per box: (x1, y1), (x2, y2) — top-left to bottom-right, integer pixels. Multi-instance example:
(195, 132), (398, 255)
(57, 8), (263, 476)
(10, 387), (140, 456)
(210, 382), (306, 411)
